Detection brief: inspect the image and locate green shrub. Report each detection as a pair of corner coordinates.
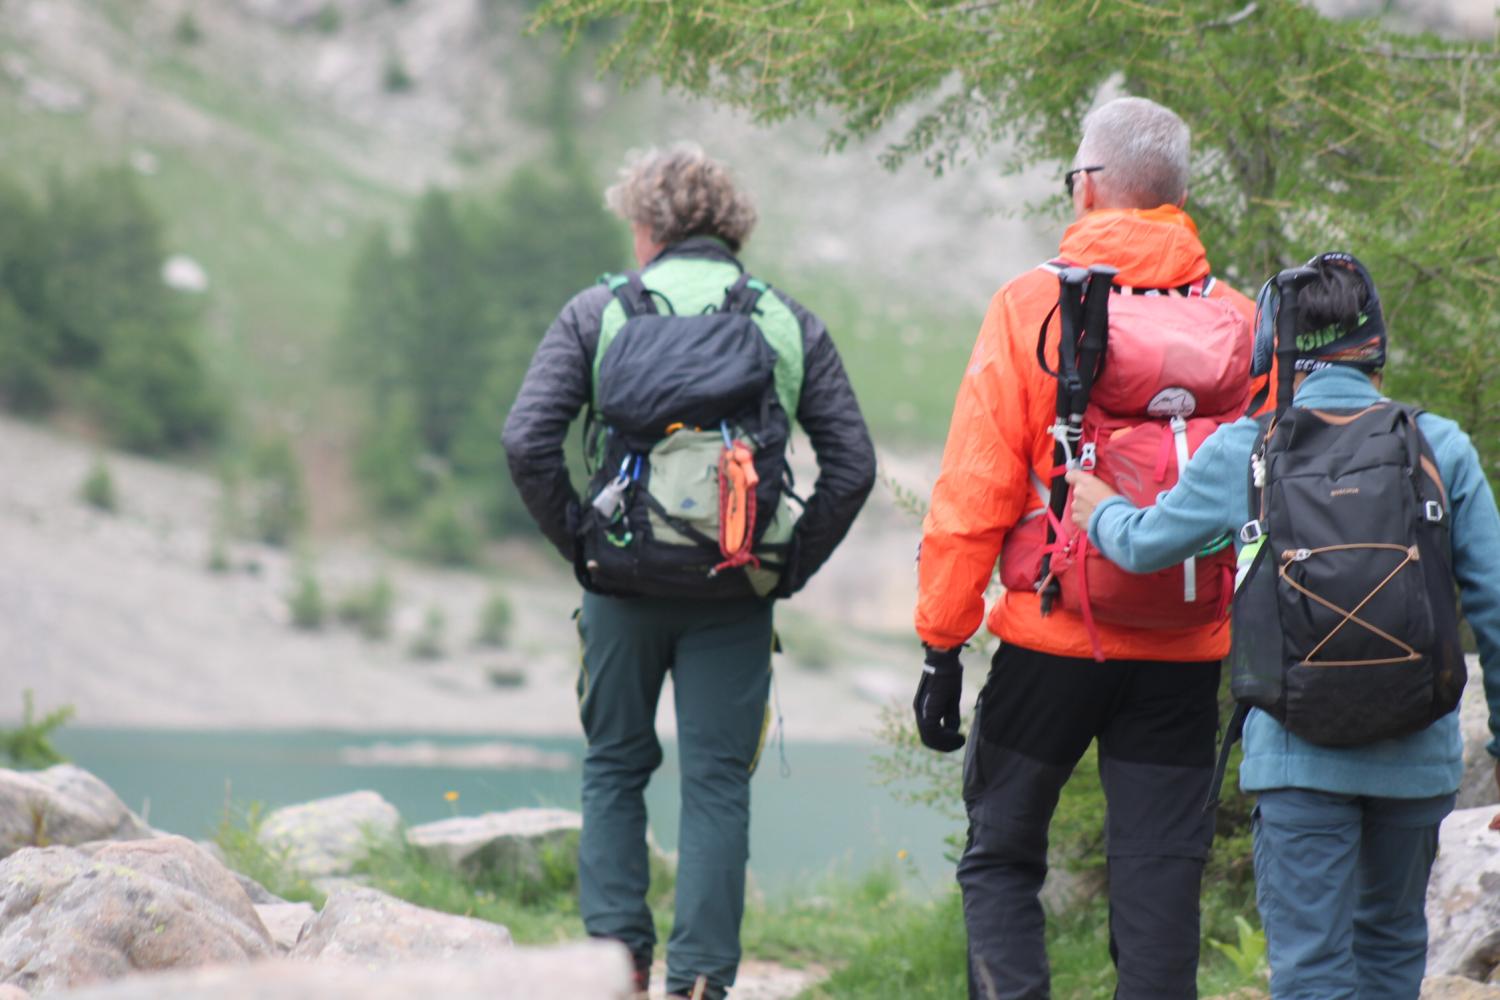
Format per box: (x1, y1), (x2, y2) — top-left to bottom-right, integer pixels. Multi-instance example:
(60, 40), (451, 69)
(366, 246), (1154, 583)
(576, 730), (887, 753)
(313, 4), (341, 32)
(248, 438), (308, 547)
(408, 607), (446, 659)
(1209, 915), (1269, 984)
(336, 574), (396, 640)
(0, 293), (53, 414)
(0, 691), (74, 769)
(353, 397), (428, 515)
(474, 590), (513, 647)
(206, 533), (232, 573)
(383, 54), (414, 92)
(413, 492), (481, 567)
(173, 12), (203, 45)
(87, 323), (225, 453)
(79, 457), (117, 512)
(484, 665), (526, 688)
(213, 802), (324, 906)
(288, 564), (325, 630)
(352, 837), (580, 942)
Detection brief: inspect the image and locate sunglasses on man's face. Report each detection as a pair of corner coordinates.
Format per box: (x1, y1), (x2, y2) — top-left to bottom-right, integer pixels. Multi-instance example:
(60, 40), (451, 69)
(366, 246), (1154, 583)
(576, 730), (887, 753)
(1065, 165), (1104, 197)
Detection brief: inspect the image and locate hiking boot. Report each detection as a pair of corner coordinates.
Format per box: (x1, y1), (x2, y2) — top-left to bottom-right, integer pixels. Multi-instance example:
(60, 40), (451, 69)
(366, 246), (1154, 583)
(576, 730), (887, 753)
(665, 975), (724, 1000)
(629, 949), (652, 998)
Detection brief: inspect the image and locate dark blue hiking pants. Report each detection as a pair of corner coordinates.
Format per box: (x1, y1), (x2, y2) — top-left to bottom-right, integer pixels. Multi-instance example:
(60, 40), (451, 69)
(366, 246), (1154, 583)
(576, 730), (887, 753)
(957, 643), (1221, 1000)
(1253, 788), (1452, 1000)
(574, 592), (773, 998)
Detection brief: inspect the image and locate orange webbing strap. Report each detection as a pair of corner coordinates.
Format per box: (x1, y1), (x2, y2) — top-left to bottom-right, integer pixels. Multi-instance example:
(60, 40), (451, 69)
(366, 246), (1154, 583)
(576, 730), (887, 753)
(713, 442), (760, 576)
(1279, 543), (1419, 665)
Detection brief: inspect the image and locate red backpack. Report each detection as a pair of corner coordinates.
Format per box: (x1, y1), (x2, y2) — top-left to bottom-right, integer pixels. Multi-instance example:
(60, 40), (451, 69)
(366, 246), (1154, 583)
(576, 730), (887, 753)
(1000, 261), (1252, 659)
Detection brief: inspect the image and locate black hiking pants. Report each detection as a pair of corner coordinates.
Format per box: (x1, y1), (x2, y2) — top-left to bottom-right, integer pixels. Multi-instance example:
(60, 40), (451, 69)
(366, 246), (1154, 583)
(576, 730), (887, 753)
(958, 643), (1220, 1000)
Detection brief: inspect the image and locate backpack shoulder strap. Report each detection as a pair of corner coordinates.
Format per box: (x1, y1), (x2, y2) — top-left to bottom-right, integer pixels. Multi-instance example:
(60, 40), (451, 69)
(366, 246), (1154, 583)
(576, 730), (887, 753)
(1244, 413), (1275, 532)
(720, 274), (769, 315)
(601, 272), (658, 318)
(1391, 403), (1449, 515)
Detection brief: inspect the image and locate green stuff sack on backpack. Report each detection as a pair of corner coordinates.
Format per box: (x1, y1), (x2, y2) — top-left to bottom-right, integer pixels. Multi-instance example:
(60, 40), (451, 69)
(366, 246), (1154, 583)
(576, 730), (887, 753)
(575, 262), (803, 599)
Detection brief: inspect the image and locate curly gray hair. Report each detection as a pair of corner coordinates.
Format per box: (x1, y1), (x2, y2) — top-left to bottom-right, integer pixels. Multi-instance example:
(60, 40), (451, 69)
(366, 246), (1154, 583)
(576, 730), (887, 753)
(604, 144), (757, 253)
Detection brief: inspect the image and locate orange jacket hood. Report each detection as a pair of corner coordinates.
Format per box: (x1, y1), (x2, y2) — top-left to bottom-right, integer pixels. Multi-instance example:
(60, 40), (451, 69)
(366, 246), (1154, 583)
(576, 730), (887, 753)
(1058, 205), (1212, 288)
(914, 206), (1258, 660)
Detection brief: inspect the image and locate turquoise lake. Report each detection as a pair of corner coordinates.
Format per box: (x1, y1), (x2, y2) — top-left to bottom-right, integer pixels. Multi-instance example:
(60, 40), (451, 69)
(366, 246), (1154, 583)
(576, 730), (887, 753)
(51, 729), (961, 895)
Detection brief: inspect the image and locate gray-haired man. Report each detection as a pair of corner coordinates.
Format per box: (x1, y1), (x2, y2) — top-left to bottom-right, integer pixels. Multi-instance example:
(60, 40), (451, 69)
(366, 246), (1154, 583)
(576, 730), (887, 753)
(914, 98), (1262, 999)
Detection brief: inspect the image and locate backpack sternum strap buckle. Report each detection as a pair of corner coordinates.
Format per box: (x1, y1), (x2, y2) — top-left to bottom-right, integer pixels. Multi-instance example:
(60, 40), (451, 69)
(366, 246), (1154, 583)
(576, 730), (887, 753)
(1424, 500), (1445, 523)
(1079, 442), (1097, 471)
(1239, 519), (1265, 544)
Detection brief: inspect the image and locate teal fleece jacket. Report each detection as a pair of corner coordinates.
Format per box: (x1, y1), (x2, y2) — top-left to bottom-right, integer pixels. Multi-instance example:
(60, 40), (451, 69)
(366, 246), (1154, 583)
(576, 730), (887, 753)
(1088, 365), (1500, 798)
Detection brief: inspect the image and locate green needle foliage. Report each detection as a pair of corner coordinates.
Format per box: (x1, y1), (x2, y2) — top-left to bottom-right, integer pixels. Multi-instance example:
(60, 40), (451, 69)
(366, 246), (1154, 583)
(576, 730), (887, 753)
(536, 0), (1500, 473)
(0, 691), (75, 770)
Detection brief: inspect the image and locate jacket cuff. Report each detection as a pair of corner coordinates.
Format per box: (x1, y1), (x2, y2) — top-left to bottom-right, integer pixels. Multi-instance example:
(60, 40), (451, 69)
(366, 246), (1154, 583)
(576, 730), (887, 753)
(1087, 494), (1135, 544)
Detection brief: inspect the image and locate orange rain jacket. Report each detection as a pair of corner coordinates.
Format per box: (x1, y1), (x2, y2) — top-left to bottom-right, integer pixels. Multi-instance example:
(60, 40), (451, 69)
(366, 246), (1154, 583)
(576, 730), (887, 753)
(915, 206), (1261, 661)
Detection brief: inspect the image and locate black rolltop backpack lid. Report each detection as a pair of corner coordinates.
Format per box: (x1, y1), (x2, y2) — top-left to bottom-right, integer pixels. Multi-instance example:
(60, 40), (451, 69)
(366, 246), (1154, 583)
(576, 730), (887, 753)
(1212, 263), (1466, 795)
(576, 272), (798, 600)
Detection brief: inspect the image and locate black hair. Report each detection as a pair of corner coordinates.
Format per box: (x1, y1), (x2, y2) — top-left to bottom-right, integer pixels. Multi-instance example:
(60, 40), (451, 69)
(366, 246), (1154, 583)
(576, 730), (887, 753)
(1296, 261), (1368, 336)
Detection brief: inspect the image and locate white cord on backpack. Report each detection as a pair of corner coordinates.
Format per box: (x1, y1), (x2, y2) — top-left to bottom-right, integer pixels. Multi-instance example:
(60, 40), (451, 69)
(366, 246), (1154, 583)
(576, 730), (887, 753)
(770, 665), (790, 778)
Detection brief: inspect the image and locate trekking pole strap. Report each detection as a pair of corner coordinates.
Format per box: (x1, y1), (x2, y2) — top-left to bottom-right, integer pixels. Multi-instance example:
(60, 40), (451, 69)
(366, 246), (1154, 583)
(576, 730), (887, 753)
(1205, 702), (1251, 814)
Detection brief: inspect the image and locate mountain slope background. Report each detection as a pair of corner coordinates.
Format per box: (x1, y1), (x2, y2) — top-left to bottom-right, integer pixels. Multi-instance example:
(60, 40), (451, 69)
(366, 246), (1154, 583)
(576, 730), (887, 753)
(0, 0), (1490, 731)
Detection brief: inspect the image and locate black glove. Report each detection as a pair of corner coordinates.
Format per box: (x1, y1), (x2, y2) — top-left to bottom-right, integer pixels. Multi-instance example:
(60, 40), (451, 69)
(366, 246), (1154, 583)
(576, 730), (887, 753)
(913, 645), (965, 753)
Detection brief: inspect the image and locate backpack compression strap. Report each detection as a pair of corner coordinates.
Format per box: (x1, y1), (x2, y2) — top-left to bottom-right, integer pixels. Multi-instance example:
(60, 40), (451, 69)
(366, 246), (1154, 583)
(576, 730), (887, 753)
(1037, 259), (1215, 297)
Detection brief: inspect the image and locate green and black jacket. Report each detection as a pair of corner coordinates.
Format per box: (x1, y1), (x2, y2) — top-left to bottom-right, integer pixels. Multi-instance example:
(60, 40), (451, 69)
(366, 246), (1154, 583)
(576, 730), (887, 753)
(502, 237), (876, 596)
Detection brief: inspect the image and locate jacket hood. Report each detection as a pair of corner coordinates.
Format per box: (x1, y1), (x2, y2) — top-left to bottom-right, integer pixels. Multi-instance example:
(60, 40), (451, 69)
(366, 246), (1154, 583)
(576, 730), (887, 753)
(1058, 205), (1212, 289)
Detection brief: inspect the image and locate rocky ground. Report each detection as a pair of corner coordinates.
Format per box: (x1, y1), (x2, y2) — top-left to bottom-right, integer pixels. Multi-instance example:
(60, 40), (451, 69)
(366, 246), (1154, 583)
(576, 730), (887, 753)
(2, 762), (1499, 998)
(0, 411), (928, 739)
(0, 763), (823, 998)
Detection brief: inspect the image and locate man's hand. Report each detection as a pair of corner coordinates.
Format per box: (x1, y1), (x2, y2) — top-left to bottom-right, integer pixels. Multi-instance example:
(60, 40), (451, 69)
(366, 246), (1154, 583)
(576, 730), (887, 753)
(1065, 469), (1118, 531)
(914, 646), (965, 753)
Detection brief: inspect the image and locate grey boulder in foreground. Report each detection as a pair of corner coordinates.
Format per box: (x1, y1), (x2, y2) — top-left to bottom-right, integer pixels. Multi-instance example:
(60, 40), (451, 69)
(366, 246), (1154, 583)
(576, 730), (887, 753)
(45, 942), (634, 999)
(0, 766), (152, 859)
(1426, 805), (1500, 982)
(406, 808), (582, 883)
(0, 837), (273, 994)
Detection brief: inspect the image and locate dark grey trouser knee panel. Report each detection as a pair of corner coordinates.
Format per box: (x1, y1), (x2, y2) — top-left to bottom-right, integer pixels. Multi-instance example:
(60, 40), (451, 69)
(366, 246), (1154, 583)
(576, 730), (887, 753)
(958, 645), (1221, 1000)
(959, 727), (1076, 1000)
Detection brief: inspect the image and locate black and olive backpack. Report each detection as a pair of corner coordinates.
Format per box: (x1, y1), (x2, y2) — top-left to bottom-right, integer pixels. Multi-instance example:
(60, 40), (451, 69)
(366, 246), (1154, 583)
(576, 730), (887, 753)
(574, 255), (805, 600)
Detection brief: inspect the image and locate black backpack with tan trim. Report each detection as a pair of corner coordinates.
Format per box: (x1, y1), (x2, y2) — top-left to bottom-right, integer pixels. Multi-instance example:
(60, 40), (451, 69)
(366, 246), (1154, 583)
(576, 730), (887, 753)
(1228, 401), (1467, 747)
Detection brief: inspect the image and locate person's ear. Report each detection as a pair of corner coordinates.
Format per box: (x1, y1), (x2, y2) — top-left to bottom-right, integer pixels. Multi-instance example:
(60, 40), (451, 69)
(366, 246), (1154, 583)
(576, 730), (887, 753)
(1176, 187), (1188, 209)
(1073, 170), (1096, 218)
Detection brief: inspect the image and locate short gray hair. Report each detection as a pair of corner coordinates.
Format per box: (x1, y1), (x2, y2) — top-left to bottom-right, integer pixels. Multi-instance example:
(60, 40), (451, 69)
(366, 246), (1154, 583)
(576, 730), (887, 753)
(1075, 97), (1190, 208)
(604, 144), (757, 253)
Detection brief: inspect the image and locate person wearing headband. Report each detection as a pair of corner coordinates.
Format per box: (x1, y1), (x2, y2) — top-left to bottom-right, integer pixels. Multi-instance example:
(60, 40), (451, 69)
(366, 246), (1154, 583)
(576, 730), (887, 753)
(1066, 252), (1500, 999)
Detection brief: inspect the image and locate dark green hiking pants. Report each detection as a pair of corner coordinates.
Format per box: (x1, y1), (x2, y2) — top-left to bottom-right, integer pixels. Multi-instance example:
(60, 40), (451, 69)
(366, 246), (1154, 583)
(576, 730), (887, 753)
(575, 591), (773, 996)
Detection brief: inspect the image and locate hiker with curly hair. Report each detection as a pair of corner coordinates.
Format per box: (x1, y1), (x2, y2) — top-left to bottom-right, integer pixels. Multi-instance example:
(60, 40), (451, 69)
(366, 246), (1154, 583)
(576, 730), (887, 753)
(503, 144), (875, 999)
